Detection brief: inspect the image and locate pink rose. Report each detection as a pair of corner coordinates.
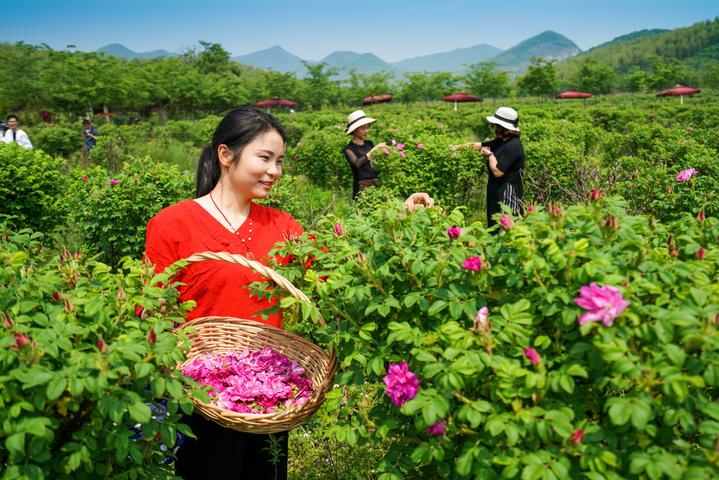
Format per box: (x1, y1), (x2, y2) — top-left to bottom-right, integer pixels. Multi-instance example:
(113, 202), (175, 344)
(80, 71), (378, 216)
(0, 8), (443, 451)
(447, 226), (462, 240)
(574, 283), (629, 327)
(499, 215), (513, 230)
(383, 361), (419, 408)
(523, 348), (541, 365)
(462, 256), (482, 271)
(426, 420), (447, 436)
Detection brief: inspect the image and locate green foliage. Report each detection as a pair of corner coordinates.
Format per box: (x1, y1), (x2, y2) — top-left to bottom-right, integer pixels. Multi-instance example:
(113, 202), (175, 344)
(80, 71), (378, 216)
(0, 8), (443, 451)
(569, 60), (615, 94)
(29, 124), (84, 157)
(274, 197), (719, 479)
(288, 384), (387, 479)
(0, 224), (196, 479)
(463, 62), (511, 99)
(0, 143), (67, 232)
(67, 157), (193, 267)
(518, 58), (559, 97)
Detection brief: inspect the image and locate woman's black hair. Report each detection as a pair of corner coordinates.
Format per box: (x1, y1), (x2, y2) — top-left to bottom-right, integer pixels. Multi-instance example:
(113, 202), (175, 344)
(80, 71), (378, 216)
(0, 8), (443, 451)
(195, 106), (287, 197)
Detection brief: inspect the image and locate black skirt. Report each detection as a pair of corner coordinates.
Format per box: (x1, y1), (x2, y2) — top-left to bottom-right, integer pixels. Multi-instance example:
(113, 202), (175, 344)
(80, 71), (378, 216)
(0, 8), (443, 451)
(174, 413), (288, 480)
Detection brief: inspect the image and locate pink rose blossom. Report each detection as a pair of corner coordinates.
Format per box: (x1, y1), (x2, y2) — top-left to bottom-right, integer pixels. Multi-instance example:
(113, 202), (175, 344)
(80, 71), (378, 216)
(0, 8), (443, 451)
(470, 307), (491, 333)
(427, 420), (447, 436)
(676, 168), (696, 182)
(526, 204), (536, 213)
(334, 223), (343, 235)
(81, 175), (89, 183)
(571, 428), (585, 444)
(391, 139), (397, 146)
(399, 152), (406, 158)
(462, 256), (482, 271)
(590, 189), (602, 201)
(523, 348), (541, 365)
(383, 361), (419, 408)
(417, 143), (425, 150)
(574, 283), (629, 327)
(382, 148), (389, 155)
(183, 348), (314, 414)
(447, 226), (462, 240)
(397, 143), (405, 151)
(109, 179), (119, 186)
(499, 215), (513, 230)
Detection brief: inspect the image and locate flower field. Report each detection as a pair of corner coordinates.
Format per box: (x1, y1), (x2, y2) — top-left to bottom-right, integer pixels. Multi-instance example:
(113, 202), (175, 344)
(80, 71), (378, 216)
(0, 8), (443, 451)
(1, 92), (718, 479)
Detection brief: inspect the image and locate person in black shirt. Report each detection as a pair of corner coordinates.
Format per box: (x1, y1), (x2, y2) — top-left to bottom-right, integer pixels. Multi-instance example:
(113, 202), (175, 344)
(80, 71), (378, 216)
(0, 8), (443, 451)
(343, 110), (387, 199)
(473, 107), (525, 229)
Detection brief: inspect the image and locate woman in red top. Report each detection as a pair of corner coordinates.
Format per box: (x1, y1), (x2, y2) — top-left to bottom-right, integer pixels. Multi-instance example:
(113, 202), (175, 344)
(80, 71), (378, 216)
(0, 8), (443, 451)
(146, 107), (434, 479)
(145, 106), (298, 479)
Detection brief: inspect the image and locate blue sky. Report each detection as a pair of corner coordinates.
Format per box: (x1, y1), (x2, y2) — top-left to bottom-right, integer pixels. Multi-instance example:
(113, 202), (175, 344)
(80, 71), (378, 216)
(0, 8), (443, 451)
(2, 0), (717, 61)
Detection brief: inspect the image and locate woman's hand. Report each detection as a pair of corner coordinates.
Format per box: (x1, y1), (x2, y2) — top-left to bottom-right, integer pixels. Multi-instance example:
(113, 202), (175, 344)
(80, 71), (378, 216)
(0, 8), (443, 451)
(480, 146), (492, 157)
(403, 192), (435, 211)
(368, 142), (388, 158)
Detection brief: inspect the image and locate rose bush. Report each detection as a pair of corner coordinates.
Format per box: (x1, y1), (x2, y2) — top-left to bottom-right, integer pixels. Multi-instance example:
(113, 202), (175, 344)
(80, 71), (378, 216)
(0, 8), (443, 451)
(0, 223), (199, 479)
(0, 143), (67, 233)
(66, 156), (193, 267)
(273, 196), (719, 479)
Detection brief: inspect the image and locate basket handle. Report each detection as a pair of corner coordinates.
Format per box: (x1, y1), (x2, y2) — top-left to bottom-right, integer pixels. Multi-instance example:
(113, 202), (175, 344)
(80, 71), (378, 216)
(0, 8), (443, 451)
(177, 251), (325, 327)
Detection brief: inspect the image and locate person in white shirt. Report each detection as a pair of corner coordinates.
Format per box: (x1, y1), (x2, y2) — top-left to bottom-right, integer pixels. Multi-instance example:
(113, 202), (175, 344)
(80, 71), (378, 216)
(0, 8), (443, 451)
(2, 115), (33, 149)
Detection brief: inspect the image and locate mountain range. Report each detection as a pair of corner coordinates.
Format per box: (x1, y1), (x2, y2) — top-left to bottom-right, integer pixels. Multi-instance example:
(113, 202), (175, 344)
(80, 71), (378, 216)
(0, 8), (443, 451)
(96, 30), (581, 77)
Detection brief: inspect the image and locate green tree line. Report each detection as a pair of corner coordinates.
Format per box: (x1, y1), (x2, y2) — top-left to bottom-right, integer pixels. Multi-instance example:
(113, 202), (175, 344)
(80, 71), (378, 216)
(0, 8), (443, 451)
(1, 31), (717, 119)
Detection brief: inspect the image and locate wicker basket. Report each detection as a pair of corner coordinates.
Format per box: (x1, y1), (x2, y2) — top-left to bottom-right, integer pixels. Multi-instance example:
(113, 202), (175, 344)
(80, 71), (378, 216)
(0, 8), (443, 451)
(176, 251), (337, 434)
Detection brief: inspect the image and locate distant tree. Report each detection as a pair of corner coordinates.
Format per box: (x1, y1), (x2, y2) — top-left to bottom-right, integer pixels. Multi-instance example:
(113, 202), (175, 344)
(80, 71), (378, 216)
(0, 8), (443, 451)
(622, 68), (649, 92)
(517, 57), (558, 97)
(646, 56), (691, 90)
(300, 61), (340, 110)
(396, 72), (457, 102)
(463, 61), (510, 99)
(701, 61), (719, 89)
(571, 60), (615, 94)
(344, 70), (394, 104)
(195, 41), (231, 74)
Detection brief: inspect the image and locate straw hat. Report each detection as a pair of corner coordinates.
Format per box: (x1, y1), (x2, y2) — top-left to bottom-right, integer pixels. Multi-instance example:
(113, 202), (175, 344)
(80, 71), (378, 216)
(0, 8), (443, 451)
(486, 107), (519, 132)
(345, 110), (376, 135)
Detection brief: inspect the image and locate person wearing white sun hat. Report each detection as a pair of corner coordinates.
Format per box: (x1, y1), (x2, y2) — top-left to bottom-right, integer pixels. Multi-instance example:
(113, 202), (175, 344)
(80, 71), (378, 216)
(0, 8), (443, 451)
(343, 109), (387, 199)
(473, 106), (525, 229)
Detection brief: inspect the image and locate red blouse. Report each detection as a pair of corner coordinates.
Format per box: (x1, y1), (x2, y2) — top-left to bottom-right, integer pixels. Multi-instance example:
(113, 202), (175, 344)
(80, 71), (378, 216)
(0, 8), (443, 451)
(145, 200), (303, 329)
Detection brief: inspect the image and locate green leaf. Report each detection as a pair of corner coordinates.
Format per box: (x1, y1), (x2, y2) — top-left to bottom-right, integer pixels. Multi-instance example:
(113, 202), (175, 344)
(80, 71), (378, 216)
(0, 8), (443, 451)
(6, 432), (25, 455)
(456, 449), (474, 476)
(428, 300), (447, 316)
(46, 377), (66, 401)
(128, 401), (152, 423)
(631, 399), (652, 431)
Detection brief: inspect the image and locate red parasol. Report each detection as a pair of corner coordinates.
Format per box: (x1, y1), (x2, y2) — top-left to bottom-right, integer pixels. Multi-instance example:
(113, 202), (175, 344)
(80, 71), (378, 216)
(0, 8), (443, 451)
(255, 97), (298, 108)
(443, 92), (482, 110)
(362, 94), (393, 105)
(656, 84), (701, 105)
(556, 89), (592, 99)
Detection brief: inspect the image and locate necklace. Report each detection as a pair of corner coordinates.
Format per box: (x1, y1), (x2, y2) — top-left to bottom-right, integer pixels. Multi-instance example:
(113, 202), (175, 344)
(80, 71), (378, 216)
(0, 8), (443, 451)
(209, 192), (255, 259)
(209, 191), (248, 233)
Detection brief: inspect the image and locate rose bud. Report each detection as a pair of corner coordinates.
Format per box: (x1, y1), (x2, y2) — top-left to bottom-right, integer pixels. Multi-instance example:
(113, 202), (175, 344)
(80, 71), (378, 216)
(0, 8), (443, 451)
(148, 329), (157, 345)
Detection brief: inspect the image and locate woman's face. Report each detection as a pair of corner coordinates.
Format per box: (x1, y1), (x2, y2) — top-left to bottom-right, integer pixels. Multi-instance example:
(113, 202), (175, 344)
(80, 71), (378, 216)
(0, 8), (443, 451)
(492, 123), (506, 138)
(354, 124), (370, 140)
(220, 129), (285, 200)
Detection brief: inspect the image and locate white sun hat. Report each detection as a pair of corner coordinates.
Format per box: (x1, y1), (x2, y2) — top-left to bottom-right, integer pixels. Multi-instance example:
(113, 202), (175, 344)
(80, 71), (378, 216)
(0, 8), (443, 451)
(486, 107), (520, 132)
(345, 110), (376, 135)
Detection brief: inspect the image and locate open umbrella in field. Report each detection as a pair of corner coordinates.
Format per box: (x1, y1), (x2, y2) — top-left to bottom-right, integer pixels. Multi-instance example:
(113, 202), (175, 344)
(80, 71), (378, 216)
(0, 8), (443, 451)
(556, 89), (592, 99)
(443, 92), (483, 111)
(362, 94), (393, 105)
(656, 84), (701, 105)
(255, 97), (298, 111)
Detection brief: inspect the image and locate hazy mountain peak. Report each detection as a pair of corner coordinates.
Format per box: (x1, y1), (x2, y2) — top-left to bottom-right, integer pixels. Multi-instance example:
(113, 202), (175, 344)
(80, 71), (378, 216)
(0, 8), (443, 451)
(97, 43), (173, 59)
